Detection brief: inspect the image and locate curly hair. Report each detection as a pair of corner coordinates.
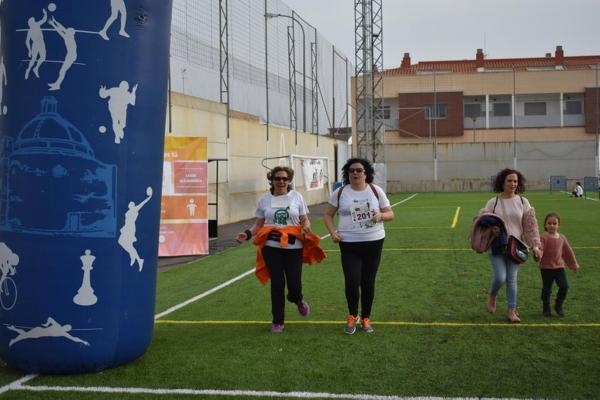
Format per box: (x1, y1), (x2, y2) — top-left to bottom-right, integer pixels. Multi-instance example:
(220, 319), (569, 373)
(267, 166), (294, 194)
(341, 158), (374, 185)
(493, 168), (526, 193)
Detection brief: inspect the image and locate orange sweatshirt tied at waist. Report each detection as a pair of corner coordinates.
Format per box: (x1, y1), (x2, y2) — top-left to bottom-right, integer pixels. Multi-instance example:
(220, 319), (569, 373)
(252, 225), (326, 285)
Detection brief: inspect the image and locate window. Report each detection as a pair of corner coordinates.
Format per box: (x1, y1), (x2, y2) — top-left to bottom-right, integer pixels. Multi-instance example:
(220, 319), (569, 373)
(464, 103), (483, 118)
(564, 100), (582, 115)
(493, 103), (511, 117)
(382, 105), (391, 119)
(524, 102), (546, 116)
(425, 103), (447, 119)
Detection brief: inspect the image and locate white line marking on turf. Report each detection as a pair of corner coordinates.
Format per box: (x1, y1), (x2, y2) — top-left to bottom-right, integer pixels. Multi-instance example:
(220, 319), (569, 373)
(450, 206), (460, 228)
(10, 383), (535, 400)
(154, 269), (255, 320)
(560, 190), (598, 201)
(0, 374), (37, 394)
(154, 194), (419, 320)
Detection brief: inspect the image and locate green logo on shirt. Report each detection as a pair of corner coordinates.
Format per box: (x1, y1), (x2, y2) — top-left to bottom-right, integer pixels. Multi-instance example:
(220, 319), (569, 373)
(273, 207), (290, 225)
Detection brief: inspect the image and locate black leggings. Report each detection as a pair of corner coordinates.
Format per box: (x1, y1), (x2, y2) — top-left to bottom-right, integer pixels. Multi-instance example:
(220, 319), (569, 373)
(339, 239), (384, 318)
(262, 246), (303, 324)
(540, 268), (569, 304)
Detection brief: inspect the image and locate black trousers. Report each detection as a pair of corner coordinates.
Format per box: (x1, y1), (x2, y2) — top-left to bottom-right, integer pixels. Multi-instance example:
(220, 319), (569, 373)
(262, 246), (303, 324)
(339, 239), (384, 318)
(540, 268), (569, 304)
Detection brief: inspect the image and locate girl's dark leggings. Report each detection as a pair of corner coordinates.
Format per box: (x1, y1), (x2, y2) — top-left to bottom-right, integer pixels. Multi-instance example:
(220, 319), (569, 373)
(339, 238), (384, 318)
(540, 268), (569, 303)
(262, 246), (303, 325)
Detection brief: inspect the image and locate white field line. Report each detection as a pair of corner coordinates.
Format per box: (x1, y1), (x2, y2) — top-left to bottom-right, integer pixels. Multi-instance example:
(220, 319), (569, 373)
(450, 207), (461, 228)
(154, 193), (418, 320)
(560, 190), (599, 201)
(0, 374), (37, 394)
(7, 383), (536, 400)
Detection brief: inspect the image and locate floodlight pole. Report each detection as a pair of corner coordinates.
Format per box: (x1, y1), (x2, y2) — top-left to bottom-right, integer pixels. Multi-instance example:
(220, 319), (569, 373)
(512, 66), (517, 169)
(265, 12), (306, 135)
(594, 64), (600, 177)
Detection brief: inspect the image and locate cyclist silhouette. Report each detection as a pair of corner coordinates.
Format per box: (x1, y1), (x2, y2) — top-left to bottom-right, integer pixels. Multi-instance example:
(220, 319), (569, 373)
(0, 243), (19, 311)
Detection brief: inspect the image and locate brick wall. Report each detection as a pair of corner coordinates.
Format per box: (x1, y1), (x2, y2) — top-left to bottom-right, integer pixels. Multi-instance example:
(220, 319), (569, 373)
(397, 91), (464, 137)
(585, 87), (600, 134)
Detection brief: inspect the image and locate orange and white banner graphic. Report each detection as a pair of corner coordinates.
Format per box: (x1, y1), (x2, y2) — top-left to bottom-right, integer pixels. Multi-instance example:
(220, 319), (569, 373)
(159, 137), (209, 256)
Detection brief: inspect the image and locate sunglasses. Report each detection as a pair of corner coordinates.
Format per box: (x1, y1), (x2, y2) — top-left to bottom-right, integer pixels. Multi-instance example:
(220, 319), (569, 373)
(273, 176), (289, 182)
(348, 168), (364, 174)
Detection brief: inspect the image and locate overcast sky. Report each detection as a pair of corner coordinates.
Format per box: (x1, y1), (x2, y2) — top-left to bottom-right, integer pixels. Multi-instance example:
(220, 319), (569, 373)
(282, 0), (600, 69)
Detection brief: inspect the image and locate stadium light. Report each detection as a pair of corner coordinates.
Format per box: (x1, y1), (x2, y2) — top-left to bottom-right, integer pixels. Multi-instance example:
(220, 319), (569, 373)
(265, 12), (307, 138)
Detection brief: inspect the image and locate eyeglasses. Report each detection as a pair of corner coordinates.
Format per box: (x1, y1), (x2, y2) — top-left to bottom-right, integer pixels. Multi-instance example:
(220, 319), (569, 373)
(273, 176), (289, 182)
(348, 168), (364, 174)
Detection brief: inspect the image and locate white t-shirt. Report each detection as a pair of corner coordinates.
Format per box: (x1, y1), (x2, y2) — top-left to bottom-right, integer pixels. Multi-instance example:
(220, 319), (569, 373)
(256, 190), (308, 249)
(482, 195), (532, 239)
(575, 185), (584, 197)
(329, 184), (390, 242)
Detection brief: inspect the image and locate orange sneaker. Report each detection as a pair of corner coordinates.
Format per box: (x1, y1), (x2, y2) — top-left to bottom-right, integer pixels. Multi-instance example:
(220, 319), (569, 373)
(344, 315), (359, 335)
(361, 317), (374, 333)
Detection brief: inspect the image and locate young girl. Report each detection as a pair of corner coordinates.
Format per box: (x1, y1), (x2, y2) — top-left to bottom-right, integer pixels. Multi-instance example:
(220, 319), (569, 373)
(538, 213), (580, 317)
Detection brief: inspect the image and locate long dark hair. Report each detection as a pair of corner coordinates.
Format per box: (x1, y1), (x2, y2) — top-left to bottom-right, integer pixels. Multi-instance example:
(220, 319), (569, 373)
(493, 168), (526, 193)
(267, 166), (294, 194)
(341, 158), (374, 185)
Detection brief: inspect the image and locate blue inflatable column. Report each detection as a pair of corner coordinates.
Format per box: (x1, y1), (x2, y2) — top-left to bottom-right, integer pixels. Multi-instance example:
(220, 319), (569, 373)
(0, 0), (172, 373)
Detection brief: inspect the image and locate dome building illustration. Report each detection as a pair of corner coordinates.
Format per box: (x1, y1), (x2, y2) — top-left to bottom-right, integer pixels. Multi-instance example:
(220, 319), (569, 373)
(0, 97), (116, 237)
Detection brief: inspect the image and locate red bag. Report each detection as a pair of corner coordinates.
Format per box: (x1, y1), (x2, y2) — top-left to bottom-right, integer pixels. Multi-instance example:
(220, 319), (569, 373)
(506, 235), (529, 264)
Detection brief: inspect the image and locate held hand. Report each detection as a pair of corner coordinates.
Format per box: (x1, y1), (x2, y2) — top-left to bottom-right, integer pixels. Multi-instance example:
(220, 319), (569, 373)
(532, 247), (542, 262)
(331, 231), (342, 243)
(301, 225), (312, 234)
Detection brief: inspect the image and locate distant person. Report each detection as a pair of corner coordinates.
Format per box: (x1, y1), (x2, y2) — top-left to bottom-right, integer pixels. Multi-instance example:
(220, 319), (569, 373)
(235, 166), (325, 333)
(538, 212), (579, 317)
(571, 182), (583, 198)
(479, 168), (542, 322)
(323, 158), (394, 334)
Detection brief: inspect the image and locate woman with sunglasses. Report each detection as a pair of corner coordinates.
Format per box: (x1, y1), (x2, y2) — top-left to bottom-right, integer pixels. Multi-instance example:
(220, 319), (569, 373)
(236, 166), (318, 333)
(323, 158), (394, 334)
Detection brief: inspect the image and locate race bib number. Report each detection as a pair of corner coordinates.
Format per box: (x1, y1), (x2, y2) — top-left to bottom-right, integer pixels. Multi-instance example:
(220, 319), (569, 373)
(351, 200), (373, 228)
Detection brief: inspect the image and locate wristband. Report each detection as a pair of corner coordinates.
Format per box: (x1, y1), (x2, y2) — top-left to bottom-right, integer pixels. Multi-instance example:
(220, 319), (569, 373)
(244, 229), (252, 241)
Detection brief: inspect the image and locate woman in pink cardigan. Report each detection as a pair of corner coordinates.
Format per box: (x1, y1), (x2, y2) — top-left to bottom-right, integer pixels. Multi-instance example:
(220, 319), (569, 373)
(480, 169), (542, 322)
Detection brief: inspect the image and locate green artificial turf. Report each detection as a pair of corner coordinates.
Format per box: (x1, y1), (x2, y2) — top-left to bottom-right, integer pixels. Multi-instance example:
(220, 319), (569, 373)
(2, 192), (599, 399)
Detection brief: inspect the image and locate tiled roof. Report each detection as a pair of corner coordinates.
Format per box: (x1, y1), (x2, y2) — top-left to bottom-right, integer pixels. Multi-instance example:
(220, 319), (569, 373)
(384, 55), (600, 75)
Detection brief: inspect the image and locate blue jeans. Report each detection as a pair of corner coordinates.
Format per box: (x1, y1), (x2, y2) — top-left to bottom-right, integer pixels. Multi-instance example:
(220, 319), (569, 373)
(488, 254), (519, 309)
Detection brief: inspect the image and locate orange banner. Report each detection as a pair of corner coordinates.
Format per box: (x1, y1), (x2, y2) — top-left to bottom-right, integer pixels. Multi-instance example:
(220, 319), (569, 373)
(159, 136), (208, 256)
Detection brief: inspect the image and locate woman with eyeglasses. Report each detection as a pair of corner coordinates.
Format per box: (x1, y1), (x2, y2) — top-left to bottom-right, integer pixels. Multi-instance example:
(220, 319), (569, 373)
(323, 158), (394, 334)
(236, 166), (324, 333)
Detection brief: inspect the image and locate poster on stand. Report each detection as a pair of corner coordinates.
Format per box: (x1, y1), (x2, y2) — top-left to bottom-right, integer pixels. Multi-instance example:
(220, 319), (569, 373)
(299, 158), (325, 191)
(159, 137), (208, 256)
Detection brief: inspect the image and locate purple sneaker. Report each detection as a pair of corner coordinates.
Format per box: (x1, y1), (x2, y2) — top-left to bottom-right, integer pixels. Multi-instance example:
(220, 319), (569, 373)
(271, 323), (284, 333)
(297, 300), (310, 317)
